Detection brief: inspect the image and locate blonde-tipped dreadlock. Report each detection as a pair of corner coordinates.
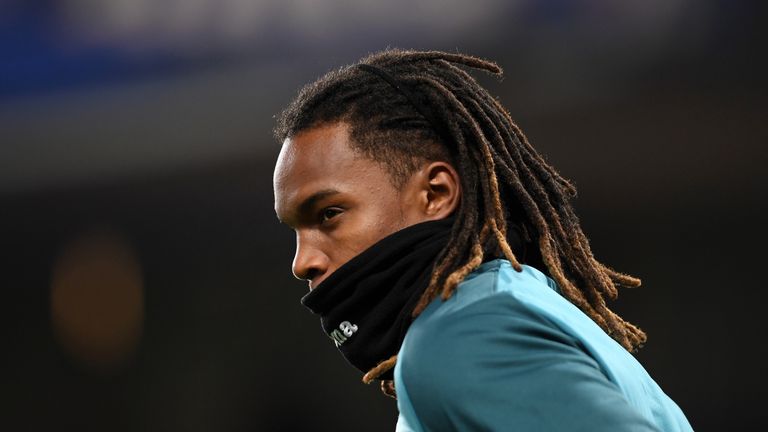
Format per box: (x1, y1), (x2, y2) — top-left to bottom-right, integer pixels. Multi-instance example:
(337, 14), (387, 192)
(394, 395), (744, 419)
(275, 48), (646, 396)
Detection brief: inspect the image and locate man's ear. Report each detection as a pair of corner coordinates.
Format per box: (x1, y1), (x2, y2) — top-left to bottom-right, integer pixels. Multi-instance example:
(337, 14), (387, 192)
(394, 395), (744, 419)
(415, 161), (461, 219)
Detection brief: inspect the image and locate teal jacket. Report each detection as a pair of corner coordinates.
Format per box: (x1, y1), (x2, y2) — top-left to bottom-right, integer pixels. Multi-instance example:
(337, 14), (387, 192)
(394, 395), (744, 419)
(394, 260), (692, 431)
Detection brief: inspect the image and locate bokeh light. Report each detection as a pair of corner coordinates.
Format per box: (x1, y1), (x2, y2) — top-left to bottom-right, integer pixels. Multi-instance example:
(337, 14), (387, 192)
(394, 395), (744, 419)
(50, 228), (144, 374)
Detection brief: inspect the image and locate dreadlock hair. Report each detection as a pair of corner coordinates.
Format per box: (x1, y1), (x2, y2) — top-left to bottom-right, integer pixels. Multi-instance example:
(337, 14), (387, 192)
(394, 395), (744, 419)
(274, 48), (646, 396)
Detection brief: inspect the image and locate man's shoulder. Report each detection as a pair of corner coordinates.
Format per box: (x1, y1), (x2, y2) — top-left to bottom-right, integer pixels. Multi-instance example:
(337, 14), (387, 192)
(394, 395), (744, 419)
(399, 259), (579, 378)
(403, 259), (623, 371)
(393, 260), (665, 432)
(412, 259), (561, 324)
(397, 258), (614, 396)
(396, 260), (693, 432)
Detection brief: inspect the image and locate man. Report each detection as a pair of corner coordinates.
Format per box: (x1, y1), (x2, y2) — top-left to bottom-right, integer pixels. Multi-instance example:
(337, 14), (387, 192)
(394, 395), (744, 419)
(273, 49), (692, 431)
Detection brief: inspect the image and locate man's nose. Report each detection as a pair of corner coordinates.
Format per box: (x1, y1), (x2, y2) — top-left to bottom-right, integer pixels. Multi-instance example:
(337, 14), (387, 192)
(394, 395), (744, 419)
(292, 235), (329, 285)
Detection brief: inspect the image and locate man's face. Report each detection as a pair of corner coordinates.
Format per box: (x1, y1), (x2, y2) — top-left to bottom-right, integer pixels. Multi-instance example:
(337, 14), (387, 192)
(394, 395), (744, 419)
(273, 122), (432, 290)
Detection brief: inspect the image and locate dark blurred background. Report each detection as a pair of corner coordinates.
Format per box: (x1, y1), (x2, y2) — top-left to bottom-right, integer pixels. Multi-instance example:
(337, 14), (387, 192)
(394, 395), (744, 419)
(1, 1), (766, 431)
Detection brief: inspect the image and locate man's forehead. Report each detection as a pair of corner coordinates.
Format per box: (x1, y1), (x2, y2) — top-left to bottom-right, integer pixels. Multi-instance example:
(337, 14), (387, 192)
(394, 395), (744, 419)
(273, 124), (359, 218)
(274, 123), (357, 179)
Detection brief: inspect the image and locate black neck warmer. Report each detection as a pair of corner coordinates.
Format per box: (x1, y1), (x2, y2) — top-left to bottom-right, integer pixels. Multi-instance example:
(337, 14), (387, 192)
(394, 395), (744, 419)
(300, 218), (452, 379)
(301, 218), (528, 379)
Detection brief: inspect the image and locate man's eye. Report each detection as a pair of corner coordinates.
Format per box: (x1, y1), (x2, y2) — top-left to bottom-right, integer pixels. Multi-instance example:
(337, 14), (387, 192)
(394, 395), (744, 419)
(321, 207), (343, 222)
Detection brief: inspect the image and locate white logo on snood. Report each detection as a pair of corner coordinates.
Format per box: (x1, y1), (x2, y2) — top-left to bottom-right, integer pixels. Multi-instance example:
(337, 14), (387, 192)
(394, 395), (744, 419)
(330, 321), (358, 346)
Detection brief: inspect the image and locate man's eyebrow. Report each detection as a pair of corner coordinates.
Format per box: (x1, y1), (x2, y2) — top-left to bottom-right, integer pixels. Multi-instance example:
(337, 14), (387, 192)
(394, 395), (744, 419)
(296, 189), (342, 218)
